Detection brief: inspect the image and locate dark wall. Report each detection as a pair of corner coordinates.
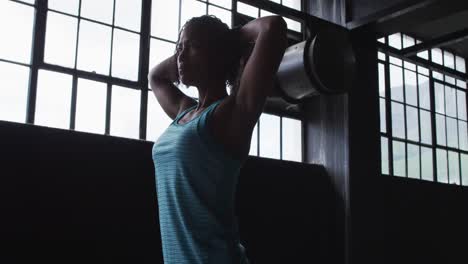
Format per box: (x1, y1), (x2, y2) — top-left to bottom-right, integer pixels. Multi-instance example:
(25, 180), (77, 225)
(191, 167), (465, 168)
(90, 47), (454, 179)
(347, 0), (410, 21)
(0, 120), (335, 264)
(382, 176), (468, 264)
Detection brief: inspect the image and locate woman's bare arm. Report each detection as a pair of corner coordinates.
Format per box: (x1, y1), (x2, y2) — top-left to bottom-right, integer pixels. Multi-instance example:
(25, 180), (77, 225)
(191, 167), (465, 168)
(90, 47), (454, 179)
(148, 54), (197, 120)
(231, 16), (288, 128)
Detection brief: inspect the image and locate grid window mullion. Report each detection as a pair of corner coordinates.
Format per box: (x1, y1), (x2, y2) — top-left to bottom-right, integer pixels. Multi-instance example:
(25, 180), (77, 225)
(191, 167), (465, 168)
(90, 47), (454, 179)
(428, 49), (439, 182)
(384, 37), (394, 176)
(105, 83), (112, 135)
(139, 0), (152, 140)
(280, 116), (283, 160)
(400, 34), (409, 178)
(26, 0), (48, 124)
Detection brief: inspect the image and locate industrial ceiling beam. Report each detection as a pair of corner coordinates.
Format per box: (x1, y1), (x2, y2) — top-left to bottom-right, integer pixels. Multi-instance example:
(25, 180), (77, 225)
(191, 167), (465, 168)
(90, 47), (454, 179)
(400, 28), (468, 57)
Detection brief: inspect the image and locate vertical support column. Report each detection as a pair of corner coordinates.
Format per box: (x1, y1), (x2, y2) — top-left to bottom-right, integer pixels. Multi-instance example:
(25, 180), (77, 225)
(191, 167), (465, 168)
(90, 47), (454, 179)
(348, 24), (382, 264)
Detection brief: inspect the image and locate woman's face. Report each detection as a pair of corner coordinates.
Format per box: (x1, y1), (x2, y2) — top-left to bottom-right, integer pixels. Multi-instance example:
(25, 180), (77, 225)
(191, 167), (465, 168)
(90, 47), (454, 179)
(176, 25), (223, 86)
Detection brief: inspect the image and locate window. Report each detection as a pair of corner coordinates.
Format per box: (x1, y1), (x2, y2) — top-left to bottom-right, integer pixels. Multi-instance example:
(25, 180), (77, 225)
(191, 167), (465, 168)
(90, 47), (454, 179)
(248, 113), (303, 162)
(378, 32), (468, 186)
(0, 0), (35, 64)
(0, 61), (30, 123)
(75, 78), (107, 134)
(1, 0), (304, 162)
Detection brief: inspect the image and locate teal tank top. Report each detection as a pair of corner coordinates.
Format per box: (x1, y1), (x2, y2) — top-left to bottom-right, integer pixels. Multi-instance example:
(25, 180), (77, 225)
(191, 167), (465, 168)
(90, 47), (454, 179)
(152, 97), (250, 264)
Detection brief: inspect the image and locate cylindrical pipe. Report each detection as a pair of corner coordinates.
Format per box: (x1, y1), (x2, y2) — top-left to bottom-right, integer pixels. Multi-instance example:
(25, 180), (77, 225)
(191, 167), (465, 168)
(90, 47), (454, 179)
(276, 28), (356, 101)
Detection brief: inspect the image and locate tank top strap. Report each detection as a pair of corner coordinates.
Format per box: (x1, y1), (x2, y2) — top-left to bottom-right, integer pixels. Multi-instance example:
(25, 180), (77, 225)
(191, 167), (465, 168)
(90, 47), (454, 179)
(198, 98), (224, 130)
(172, 103), (198, 125)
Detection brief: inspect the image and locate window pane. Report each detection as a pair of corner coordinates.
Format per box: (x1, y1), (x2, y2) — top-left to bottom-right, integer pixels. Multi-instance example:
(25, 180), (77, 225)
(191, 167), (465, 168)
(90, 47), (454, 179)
(381, 137), (389, 174)
(378, 51), (386, 61)
(282, 117), (302, 162)
(237, 2), (258, 18)
(208, 4), (231, 28)
(445, 77), (455, 87)
(380, 98), (386, 133)
(377, 37), (385, 44)
(77, 20), (112, 75)
(111, 29), (140, 81)
(431, 48), (443, 65)
(392, 102), (405, 139)
(434, 82), (445, 114)
(436, 114), (446, 146)
(390, 65), (403, 102)
(80, 0), (114, 24)
(446, 117), (458, 148)
(249, 122), (258, 156)
(75, 78), (107, 134)
(389, 57), (402, 67)
(417, 50), (429, 60)
(443, 51), (455, 69)
(378, 63), (385, 97)
(455, 56), (466, 73)
(436, 149), (448, 183)
(259, 113), (280, 159)
(462, 154), (468, 186)
(406, 106), (419, 142)
(421, 146), (433, 181)
(459, 121), (468, 151)
(180, 0), (206, 31)
(445, 86), (457, 118)
(44, 12), (78, 68)
(420, 110), (432, 145)
(282, 0), (302, 10)
(448, 151), (460, 185)
(417, 66), (429, 76)
(393, 141), (406, 177)
(388, 33), (402, 50)
(407, 144), (420, 179)
(35, 70), (73, 129)
(147, 93), (172, 142)
(0, 62), (30, 123)
(433, 71), (443, 81)
(19, 0), (35, 4)
(457, 90), (467, 120)
(110, 86), (140, 139)
(457, 80), (466, 89)
(284, 17), (301, 32)
(402, 35), (415, 48)
(418, 75), (430, 110)
(404, 61), (416, 71)
(209, 0), (231, 9)
(114, 0), (142, 32)
(404, 70), (417, 106)
(151, 0), (179, 41)
(48, 0), (79, 15)
(0, 1), (35, 64)
(149, 39), (176, 75)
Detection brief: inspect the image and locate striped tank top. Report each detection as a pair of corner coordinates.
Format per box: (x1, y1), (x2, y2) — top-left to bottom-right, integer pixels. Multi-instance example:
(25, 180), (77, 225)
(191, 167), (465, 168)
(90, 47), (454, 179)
(152, 97), (250, 264)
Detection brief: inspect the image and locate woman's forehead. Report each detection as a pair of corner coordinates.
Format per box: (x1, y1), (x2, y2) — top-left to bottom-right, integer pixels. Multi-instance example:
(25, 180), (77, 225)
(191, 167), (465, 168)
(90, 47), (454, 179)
(179, 25), (211, 43)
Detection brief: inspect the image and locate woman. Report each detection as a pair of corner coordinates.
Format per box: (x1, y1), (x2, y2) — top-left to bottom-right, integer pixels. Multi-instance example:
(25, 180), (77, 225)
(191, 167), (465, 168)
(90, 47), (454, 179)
(149, 14), (287, 264)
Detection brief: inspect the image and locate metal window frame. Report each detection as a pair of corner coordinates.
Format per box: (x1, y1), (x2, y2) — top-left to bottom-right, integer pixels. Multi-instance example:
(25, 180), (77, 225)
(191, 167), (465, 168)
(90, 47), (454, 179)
(379, 33), (468, 185)
(7, 0), (307, 162)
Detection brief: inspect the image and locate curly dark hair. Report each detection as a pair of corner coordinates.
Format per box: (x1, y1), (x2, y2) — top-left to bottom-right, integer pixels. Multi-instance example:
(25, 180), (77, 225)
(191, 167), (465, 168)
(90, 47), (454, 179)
(173, 15), (246, 95)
